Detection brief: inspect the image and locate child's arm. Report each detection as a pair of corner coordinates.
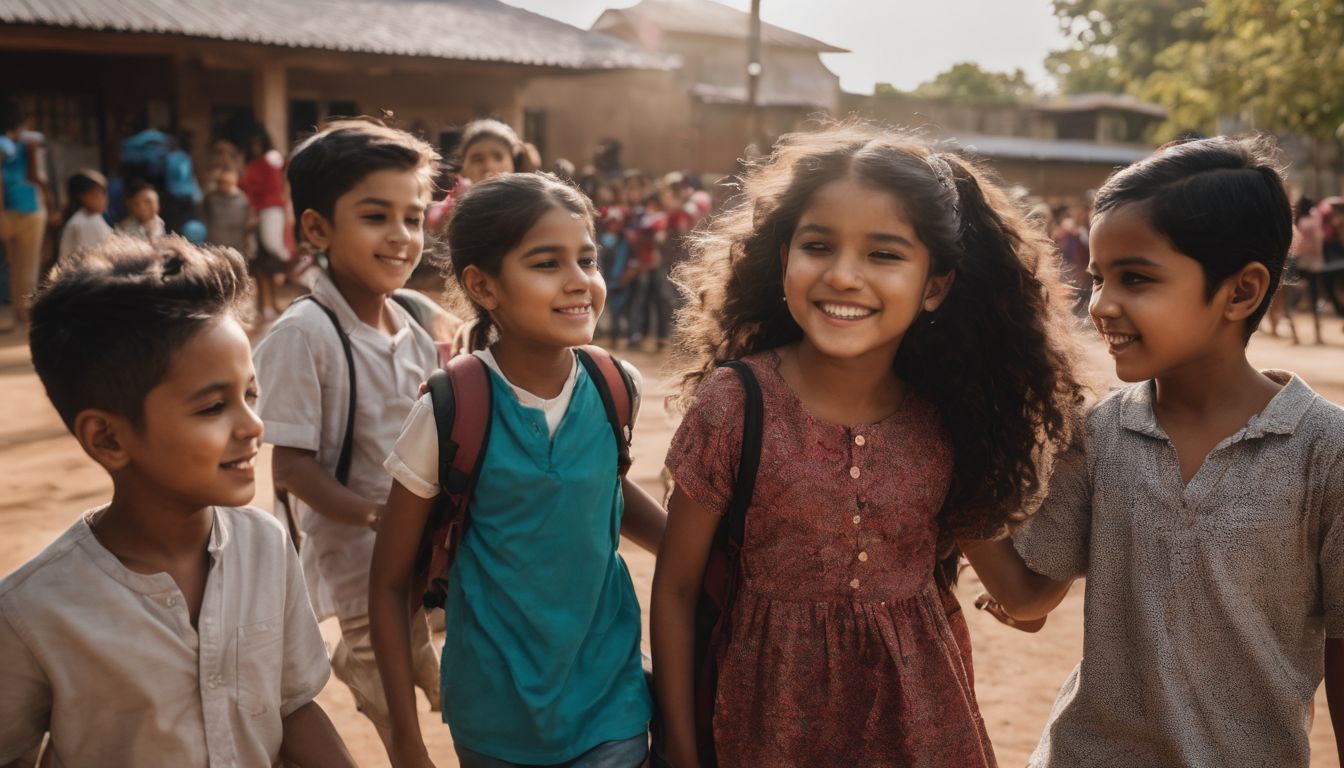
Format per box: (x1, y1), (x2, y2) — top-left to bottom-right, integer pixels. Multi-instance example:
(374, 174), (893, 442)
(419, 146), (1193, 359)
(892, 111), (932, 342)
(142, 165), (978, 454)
(279, 700), (357, 767)
(650, 486), (721, 768)
(620, 476), (667, 553)
(1327, 638), (1344, 765)
(272, 446), (381, 528)
(369, 480), (439, 768)
(958, 537), (1074, 622)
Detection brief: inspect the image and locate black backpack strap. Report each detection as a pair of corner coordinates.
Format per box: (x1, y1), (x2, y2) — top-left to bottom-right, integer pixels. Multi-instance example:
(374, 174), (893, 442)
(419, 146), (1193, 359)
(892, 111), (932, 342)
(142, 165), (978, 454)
(575, 346), (637, 476)
(718, 360), (762, 547)
(390, 288), (434, 332)
(298, 295), (357, 485)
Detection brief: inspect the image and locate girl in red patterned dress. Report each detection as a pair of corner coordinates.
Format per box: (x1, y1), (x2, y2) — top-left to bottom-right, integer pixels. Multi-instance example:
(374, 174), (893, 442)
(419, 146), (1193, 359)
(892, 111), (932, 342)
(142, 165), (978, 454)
(651, 123), (1086, 767)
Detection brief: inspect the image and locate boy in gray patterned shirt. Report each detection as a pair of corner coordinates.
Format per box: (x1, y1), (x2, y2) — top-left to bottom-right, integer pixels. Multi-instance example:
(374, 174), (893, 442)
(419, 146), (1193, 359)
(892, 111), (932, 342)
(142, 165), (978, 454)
(962, 135), (1344, 767)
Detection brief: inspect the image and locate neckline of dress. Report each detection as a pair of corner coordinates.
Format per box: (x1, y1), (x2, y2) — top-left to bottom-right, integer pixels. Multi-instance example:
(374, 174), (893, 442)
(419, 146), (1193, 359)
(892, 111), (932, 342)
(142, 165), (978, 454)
(764, 348), (914, 432)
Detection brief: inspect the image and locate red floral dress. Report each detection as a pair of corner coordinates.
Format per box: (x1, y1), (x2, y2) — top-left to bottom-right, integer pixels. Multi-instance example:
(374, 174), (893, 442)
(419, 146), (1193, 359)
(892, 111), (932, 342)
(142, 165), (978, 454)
(666, 351), (995, 767)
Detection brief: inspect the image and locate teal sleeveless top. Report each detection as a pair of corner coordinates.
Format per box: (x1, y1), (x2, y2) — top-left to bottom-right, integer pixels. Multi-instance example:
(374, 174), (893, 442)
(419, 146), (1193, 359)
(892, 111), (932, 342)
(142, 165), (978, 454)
(440, 362), (651, 763)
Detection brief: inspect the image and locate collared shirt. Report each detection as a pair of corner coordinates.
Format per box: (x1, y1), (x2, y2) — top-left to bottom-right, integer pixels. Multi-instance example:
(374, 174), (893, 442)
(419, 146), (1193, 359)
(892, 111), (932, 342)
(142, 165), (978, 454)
(58, 209), (113, 262)
(254, 271), (437, 619)
(1014, 371), (1344, 768)
(0, 506), (329, 768)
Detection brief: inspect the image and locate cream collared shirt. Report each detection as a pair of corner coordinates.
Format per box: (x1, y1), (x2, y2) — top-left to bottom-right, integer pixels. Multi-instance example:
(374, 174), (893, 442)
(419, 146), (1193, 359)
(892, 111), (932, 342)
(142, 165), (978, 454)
(254, 272), (437, 620)
(0, 506), (329, 768)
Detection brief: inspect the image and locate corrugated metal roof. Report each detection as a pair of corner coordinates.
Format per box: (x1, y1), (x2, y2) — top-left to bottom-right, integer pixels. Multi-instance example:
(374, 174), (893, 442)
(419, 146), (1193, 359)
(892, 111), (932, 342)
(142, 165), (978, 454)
(0, 0), (679, 70)
(943, 133), (1154, 165)
(594, 0), (847, 53)
(1034, 93), (1168, 119)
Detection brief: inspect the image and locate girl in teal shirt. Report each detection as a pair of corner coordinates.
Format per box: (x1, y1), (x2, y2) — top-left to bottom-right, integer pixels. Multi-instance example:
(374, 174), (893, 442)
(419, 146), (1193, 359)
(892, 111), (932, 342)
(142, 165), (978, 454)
(371, 172), (666, 768)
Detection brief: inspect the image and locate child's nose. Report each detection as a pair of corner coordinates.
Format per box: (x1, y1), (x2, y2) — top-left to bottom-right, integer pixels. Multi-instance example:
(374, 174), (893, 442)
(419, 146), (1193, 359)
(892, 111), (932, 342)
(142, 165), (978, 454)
(824, 252), (864, 290)
(237, 402), (264, 440)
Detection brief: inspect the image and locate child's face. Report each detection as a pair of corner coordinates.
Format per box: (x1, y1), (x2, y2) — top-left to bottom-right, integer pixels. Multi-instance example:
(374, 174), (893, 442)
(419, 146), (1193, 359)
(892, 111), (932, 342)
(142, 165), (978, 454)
(1088, 205), (1246, 382)
(782, 178), (950, 364)
(217, 171), (238, 194)
(129, 189), (159, 222)
(461, 137), (514, 183)
(313, 168), (428, 298)
(80, 186), (108, 215)
(114, 317), (262, 510)
(469, 206), (605, 350)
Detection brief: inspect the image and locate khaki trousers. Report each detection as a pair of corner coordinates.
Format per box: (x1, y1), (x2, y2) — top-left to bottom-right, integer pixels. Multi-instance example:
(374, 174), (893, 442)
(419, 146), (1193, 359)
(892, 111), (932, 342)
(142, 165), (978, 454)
(0, 209), (45, 322)
(331, 609), (441, 754)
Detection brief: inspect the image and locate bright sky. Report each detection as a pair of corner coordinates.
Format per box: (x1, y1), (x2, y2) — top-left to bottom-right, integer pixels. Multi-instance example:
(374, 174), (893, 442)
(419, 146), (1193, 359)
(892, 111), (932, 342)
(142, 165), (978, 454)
(502, 0), (1071, 94)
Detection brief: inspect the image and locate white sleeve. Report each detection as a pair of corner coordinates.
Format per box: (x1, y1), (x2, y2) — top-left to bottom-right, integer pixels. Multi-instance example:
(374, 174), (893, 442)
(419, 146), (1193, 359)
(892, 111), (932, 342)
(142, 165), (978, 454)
(254, 325), (325, 451)
(620, 359), (644, 428)
(384, 394), (441, 499)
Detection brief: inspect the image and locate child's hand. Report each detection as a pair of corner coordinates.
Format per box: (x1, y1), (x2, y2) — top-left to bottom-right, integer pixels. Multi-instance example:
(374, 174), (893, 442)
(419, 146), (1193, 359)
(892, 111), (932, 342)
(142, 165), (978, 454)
(974, 592), (1047, 633)
(390, 746), (439, 768)
(367, 503), (385, 531)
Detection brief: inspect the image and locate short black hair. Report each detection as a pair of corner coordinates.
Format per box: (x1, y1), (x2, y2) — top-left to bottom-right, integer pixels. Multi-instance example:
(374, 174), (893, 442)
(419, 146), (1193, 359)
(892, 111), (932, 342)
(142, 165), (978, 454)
(287, 118), (440, 244)
(125, 177), (156, 200)
(29, 234), (251, 432)
(1093, 134), (1292, 336)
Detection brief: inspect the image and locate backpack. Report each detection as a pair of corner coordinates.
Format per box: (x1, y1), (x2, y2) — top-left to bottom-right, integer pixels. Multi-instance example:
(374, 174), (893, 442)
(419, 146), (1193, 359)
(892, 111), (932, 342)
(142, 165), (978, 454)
(412, 345), (638, 609)
(273, 290), (438, 550)
(649, 360), (763, 768)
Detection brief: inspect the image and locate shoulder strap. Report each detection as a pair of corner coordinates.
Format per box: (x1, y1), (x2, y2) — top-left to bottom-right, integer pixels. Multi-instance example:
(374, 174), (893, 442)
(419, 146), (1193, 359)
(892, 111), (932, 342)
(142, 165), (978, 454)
(430, 354), (493, 498)
(296, 295), (356, 486)
(718, 360), (762, 547)
(575, 345), (636, 477)
(390, 288), (433, 332)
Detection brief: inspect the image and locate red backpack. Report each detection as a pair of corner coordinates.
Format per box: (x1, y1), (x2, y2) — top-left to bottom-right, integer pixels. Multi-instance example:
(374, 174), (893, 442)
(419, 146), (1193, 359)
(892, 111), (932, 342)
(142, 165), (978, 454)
(413, 345), (637, 609)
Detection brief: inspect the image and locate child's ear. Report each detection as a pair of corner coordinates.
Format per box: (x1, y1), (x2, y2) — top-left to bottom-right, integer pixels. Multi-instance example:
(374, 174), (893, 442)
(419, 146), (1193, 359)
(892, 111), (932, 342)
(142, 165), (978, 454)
(299, 209), (332, 252)
(922, 269), (956, 312)
(1223, 262), (1271, 322)
(74, 410), (133, 472)
(461, 264), (499, 311)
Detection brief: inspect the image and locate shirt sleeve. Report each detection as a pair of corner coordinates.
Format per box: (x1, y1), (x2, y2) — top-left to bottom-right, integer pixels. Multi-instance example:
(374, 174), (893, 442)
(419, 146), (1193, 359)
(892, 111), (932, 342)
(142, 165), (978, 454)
(1012, 441), (1093, 581)
(0, 606), (50, 764)
(254, 324), (325, 452)
(1320, 452), (1344, 638)
(278, 533), (331, 717)
(620, 359), (644, 429)
(664, 366), (747, 517)
(385, 394), (441, 500)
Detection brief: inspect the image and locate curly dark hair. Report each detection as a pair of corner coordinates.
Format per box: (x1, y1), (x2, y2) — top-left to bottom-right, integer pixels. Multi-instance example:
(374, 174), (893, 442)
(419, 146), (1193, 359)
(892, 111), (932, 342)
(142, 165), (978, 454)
(670, 121), (1089, 536)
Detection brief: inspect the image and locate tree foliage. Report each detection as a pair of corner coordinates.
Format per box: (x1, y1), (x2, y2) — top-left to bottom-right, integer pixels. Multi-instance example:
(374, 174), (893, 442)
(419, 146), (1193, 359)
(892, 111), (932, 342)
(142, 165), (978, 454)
(1049, 0), (1344, 137)
(906, 62), (1038, 104)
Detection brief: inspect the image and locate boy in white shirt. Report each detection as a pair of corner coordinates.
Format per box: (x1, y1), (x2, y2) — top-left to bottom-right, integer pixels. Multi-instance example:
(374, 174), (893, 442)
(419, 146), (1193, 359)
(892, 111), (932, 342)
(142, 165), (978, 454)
(254, 119), (442, 754)
(0, 235), (353, 768)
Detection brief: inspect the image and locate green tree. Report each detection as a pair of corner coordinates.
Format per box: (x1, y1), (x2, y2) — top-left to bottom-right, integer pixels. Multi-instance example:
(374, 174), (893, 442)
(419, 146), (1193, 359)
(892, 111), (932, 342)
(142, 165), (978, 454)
(1045, 0), (1208, 94)
(909, 62), (1038, 103)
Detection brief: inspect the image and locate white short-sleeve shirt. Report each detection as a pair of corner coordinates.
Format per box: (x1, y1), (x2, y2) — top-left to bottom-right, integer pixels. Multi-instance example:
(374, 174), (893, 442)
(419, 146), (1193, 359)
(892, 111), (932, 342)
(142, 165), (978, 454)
(254, 272), (437, 619)
(385, 347), (642, 500)
(0, 505), (329, 768)
(58, 209), (113, 262)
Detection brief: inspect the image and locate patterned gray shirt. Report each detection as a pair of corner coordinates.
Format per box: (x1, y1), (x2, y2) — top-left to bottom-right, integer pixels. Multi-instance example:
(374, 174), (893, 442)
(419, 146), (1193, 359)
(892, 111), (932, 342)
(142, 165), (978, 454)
(1015, 370), (1344, 767)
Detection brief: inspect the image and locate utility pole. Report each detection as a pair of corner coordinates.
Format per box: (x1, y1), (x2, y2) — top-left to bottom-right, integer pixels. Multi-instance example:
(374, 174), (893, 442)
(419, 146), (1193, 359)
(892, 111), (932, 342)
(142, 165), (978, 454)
(746, 0), (762, 158)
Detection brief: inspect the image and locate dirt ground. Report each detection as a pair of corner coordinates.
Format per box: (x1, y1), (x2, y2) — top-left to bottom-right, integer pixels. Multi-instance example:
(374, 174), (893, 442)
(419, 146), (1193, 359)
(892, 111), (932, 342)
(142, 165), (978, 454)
(1, 311), (1341, 767)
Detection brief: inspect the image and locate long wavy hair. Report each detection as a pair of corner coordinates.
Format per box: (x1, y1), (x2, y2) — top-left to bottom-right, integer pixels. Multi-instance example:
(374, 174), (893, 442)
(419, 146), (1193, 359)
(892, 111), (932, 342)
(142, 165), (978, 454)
(671, 121), (1088, 536)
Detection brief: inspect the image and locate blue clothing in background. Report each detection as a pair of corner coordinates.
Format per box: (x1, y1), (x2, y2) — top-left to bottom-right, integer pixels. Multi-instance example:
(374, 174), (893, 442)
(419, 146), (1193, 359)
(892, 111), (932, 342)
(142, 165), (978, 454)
(0, 135), (40, 213)
(440, 364), (651, 764)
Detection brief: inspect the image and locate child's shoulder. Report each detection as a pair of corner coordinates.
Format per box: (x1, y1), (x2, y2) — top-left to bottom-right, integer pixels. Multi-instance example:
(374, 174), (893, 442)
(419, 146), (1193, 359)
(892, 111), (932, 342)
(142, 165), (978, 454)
(683, 350), (774, 420)
(215, 504), (290, 550)
(0, 511), (98, 606)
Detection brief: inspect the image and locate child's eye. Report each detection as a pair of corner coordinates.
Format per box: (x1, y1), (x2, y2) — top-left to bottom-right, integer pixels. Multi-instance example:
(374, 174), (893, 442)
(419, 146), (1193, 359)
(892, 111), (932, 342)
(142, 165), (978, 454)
(579, 256), (599, 270)
(405, 217), (423, 229)
(363, 214), (386, 223)
(533, 260), (559, 270)
(800, 241), (830, 253)
(245, 388), (260, 403)
(870, 250), (903, 262)
(1120, 272), (1151, 285)
(197, 401), (226, 416)
(1089, 273), (1103, 286)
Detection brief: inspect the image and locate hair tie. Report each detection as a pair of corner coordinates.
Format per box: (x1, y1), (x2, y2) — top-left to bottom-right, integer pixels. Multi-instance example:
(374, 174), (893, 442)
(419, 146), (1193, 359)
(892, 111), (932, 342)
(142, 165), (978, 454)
(925, 153), (960, 216)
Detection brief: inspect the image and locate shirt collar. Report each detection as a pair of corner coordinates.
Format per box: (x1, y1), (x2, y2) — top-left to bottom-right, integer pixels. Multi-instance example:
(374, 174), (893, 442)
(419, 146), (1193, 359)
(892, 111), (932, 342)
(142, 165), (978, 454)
(1118, 369), (1315, 441)
(78, 507), (226, 594)
(311, 270), (413, 343)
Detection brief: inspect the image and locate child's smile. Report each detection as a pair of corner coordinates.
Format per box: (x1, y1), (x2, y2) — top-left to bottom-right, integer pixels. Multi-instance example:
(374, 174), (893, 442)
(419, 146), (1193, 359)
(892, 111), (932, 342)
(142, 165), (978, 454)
(783, 178), (950, 363)
(1088, 205), (1237, 383)
(323, 168), (428, 299)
